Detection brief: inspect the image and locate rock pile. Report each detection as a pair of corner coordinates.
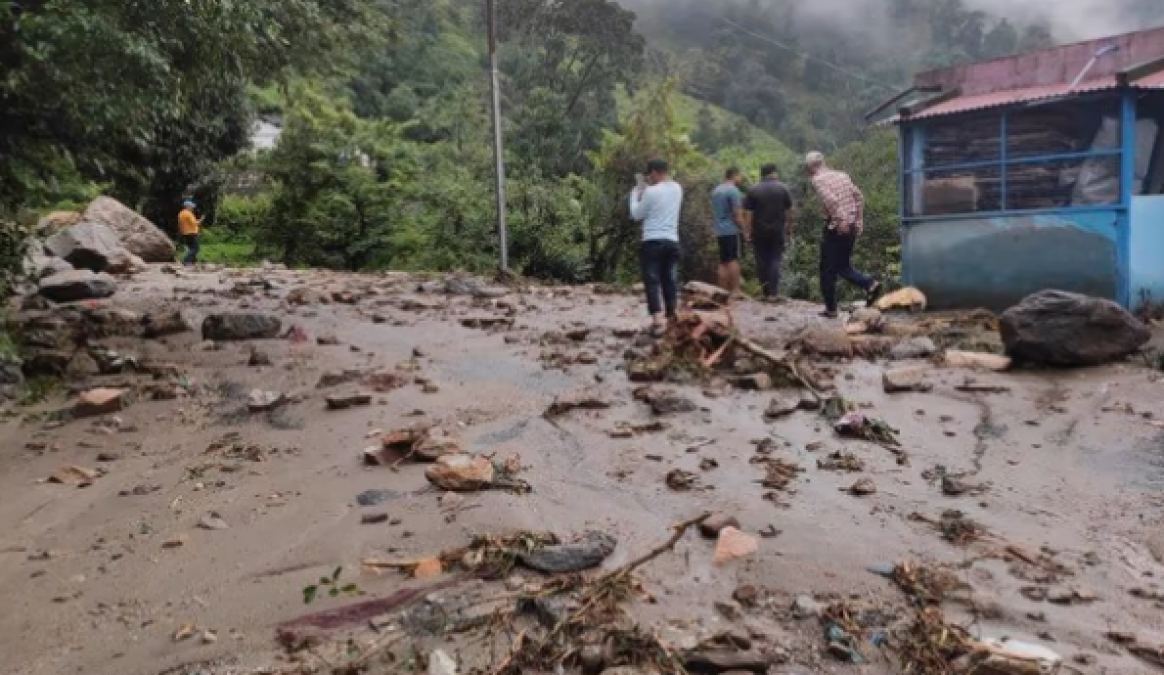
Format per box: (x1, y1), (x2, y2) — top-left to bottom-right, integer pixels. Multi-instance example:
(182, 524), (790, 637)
(23, 197), (174, 302)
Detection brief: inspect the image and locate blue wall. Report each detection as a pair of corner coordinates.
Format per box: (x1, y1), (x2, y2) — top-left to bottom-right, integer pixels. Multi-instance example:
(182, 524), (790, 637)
(903, 210), (1121, 311)
(1131, 196), (1164, 309)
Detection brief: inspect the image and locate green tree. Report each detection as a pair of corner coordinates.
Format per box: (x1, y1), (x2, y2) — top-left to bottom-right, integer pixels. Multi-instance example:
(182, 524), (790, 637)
(259, 90), (417, 270)
(0, 0), (385, 226)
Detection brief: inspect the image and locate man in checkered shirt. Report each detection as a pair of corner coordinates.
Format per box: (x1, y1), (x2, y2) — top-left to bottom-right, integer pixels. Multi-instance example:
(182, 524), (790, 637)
(805, 151), (883, 318)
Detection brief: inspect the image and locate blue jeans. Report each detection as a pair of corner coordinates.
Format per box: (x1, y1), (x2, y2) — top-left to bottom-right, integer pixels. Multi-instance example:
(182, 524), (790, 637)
(820, 230), (872, 312)
(640, 239), (680, 317)
(183, 234), (200, 265)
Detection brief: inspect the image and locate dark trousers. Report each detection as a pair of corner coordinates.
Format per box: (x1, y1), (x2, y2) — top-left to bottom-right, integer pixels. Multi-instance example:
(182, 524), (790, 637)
(183, 234), (200, 265)
(752, 232), (785, 298)
(820, 230), (872, 312)
(640, 239), (680, 317)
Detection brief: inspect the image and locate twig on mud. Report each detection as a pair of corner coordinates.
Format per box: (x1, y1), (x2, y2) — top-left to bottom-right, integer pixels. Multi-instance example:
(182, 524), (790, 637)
(490, 513), (711, 675)
(610, 512), (711, 579)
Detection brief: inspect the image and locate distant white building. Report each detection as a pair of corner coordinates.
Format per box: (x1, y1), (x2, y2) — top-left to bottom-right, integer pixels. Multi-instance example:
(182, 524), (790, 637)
(250, 120), (282, 151)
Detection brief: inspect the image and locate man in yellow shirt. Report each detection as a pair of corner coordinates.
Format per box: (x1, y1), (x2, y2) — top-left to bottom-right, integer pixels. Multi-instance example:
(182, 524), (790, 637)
(178, 200), (203, 266)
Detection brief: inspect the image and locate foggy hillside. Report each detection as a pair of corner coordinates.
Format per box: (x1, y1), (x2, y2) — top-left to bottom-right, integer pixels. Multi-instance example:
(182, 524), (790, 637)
(610, 0), (1164, 152)
(617, 0), (1164, 42)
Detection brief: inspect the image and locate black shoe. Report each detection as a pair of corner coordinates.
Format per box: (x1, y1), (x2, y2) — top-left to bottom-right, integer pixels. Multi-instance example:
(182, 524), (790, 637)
(819, 310), (839, 319)
(865, 281), (884, 307)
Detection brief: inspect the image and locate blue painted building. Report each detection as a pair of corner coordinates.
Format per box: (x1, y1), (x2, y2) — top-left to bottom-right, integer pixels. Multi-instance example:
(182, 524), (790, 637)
(872, 27), (1164, 311)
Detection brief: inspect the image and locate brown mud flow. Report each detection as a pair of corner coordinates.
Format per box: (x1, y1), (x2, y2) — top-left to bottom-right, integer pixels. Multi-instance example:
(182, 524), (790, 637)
(2, 266), (1164, 675)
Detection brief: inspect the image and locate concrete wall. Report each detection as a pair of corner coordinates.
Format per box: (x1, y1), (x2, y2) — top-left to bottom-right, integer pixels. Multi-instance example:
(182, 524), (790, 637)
(903, 211), (1120, 312)
(1131, 196), (1164, 309)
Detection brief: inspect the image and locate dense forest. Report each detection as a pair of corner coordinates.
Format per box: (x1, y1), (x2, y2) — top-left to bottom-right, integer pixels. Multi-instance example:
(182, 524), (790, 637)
(2, 0), (1163, 298)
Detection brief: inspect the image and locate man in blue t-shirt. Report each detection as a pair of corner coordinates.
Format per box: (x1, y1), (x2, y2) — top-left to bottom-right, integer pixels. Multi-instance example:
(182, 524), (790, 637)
(710, 167), (745, 294)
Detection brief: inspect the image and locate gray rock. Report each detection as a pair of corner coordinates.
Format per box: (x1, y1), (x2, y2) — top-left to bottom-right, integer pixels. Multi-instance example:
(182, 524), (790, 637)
(143, 310), (189, 338)
(356, 489), (404, 507)
(83, 197), (175, 262)
(44, 221), (128, 273)
(518, 531), (618, 573)
(25, 255), (73, 281)
(1000, 290), (1150, 367)
(792, 594), (826, 619)
(201, 313), (282, 341)
(38, 270), (117, 302)
(882, 366), (932, 393)
(890, 336), (937, 360)
(427, 649), (457, 675)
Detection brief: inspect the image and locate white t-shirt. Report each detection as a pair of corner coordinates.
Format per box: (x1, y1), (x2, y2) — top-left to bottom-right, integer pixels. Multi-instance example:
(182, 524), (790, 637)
(629, 181), (683, 242)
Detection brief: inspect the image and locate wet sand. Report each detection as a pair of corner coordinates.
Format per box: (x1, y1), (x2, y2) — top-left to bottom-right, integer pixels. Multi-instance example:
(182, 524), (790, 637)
(1, 266), (1163, 674)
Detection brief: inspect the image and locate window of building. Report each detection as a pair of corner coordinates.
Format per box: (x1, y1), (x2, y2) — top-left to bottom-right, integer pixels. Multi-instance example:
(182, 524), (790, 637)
(904, 96), (1126, 218)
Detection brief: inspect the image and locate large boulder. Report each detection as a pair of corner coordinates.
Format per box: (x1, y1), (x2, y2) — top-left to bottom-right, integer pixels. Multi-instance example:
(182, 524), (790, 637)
(44, 221), (127, 273)
(38, 270), (117, 303)
(84, 197), (175, 262)
(202, 313), (282, 341)
(1000, 290), (1150, 366)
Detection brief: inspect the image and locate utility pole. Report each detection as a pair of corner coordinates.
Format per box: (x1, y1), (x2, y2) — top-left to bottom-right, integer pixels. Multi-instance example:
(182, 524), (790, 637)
(486, 0), (509, 273)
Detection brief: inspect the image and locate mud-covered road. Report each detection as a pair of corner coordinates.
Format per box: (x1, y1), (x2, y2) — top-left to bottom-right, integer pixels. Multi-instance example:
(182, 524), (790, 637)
(2, 265), (1164, 675)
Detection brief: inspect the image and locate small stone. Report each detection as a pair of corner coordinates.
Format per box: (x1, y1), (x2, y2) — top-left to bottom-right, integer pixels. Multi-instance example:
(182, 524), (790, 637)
(890, 336), (937, 360)
(518, 531), (617, 573)
(848, 478), (877, 496)
(75, 388), (128, 418)
(173, 623), (197, 642)
(714, 527), (758, 565)
(424, 454), (495, 491)
(316, 333), (341, 346)
(422, 382), (440, 394)
(96, 452), (121, 462)
(201, 630), (218, 645)
(882, 366), (932, 393)
(1105, 631), (1136, 645)
(247, 349), (272, 367)
(733, 585), (759, 606)
(792, 594), (825, 619)
(356, 489), (402, 507)
(248, 389), (286, 412)
(700, 513), (741, 539)
(48, 465), (100, 486)
(361, 513), (389, 525)
(162, 535), (186, 549)
(197, 513), (229, 531)
(413, 557), (443, 579)
(765, 396), (800, 419)
(580, 644), (605, 673)
(414, 436), (462, 462)
(427, 649), (458, 675)
(325, 393), (372, 410)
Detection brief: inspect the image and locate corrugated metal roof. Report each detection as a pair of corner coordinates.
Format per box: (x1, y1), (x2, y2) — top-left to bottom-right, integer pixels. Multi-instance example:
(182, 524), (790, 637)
(893, 71), (1164, 123)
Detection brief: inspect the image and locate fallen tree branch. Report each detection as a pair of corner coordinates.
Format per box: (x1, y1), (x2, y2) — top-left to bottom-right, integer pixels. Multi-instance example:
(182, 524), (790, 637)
(609, 512), (711, 579)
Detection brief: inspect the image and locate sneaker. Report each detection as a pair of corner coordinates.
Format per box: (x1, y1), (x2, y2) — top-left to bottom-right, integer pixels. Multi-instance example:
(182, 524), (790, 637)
(865, 281), (884, 307)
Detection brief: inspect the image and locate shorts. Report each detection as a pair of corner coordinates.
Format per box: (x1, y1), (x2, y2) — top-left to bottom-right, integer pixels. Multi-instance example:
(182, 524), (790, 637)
(717, 234), (741, 263)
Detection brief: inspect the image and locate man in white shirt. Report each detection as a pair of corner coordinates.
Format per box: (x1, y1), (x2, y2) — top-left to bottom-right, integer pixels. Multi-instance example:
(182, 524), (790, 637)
(629, 158), (684, 336)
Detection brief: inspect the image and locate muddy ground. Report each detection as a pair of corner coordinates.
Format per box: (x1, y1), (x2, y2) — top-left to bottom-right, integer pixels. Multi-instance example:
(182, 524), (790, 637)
(2, 266), (1164, 675)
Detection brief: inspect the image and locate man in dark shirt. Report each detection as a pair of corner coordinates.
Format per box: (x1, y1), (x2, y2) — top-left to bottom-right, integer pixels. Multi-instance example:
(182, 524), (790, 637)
(743, 163), (795, 300)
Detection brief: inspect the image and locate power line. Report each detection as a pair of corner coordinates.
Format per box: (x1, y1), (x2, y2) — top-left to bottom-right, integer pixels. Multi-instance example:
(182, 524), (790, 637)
(717, 17), (903, 92)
